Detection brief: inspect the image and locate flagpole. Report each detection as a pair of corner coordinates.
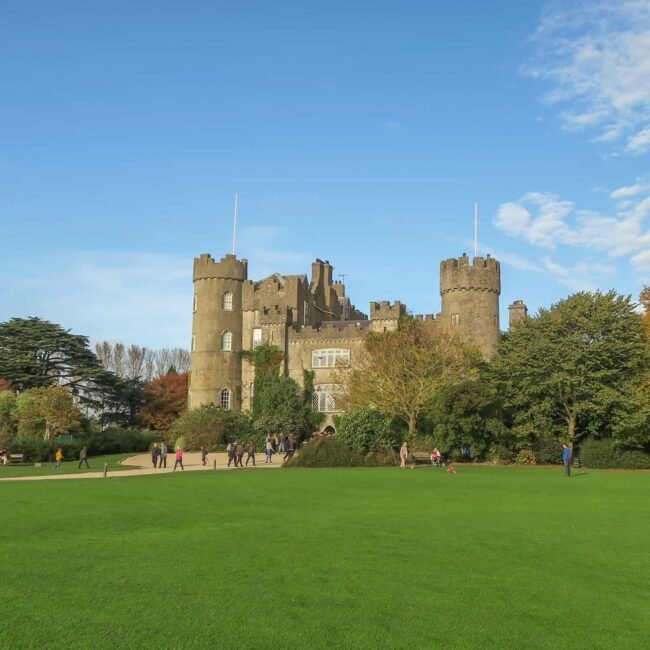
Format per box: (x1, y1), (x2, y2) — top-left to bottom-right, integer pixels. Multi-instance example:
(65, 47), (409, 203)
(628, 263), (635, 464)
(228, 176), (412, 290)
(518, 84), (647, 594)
(232, 192), (238, 255)
(474, 201), (478, 258)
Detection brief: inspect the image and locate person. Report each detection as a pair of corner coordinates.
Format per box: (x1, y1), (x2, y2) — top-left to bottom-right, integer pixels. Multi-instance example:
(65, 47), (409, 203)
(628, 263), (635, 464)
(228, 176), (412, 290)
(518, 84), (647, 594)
(272, 434), (279, 453)
(201, 445), (208, 467)
(78, 445), (90, 469)
(54, 447), (64, 469)
(265, 436), (273, 464)
(227, 441), (237, 467)
(245, 441), (256, 466)
(399, 442), (409, 469)
(562, 443), (572, 477)
(159, 443), (168, 469)
(288, 434), (297, 458)
(279, 435), (286, 454)
(174, 446), (184, 471)
(430, 448), (442, 467)
(1, 449), (9, 466)
(152, 443), (160, 468)
(235, 441), (245, 468)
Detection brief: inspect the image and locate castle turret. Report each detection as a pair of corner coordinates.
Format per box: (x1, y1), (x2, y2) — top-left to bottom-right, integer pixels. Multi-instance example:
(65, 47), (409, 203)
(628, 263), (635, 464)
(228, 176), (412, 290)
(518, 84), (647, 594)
(189, 253), (247, 410)
(508, 300), (528, 329)
(440, 254), (501, 359)
(369, 301), (406, 332)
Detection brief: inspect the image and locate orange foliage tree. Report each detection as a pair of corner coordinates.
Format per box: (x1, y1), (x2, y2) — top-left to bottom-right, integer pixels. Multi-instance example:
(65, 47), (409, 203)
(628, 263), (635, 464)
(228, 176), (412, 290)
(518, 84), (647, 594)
(139, 372), (188, 432)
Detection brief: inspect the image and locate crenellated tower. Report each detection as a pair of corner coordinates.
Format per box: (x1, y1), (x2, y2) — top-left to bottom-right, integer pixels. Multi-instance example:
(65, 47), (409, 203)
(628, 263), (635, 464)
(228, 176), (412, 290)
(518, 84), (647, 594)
(189, 253), (247, 410)
(440, 253), (501, 359)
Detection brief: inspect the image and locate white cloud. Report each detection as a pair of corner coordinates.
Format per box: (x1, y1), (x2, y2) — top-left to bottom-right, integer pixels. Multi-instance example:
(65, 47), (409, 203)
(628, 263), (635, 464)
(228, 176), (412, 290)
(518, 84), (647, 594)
(626, 125), (650, 153)
(495, 186), (650, 280)
(527, 1), (650, 154)
(610, 182), (647, 199)
(631, 249), (650, 270)
(543, 257), (596, 291)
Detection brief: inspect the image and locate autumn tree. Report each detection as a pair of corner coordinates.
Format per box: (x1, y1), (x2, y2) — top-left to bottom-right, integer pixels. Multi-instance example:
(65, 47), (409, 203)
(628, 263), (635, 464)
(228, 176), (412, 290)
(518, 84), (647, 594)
(338, 318), (479, 435)
(139, 372), (188, 431)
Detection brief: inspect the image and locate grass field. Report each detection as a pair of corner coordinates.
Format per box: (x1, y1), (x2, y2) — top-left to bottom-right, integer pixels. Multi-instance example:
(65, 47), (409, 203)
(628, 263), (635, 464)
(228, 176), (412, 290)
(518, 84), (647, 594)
(0, 454), (139, 478)
(1, 466), (648, 649)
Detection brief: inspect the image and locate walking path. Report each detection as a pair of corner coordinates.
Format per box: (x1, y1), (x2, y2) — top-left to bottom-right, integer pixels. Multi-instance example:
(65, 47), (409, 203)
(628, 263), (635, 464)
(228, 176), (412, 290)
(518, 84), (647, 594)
(0, 452), (281, 482)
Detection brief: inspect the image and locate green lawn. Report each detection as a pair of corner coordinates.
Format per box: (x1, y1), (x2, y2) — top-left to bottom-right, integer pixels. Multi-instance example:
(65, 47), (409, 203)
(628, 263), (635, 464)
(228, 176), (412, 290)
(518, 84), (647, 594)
(1, 466), (648, 649)
(0, 453), (140, 478)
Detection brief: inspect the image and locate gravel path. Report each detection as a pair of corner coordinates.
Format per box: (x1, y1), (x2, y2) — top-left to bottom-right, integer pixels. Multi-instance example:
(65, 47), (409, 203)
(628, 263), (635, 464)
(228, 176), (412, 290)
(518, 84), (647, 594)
(0, 451), (281, 482)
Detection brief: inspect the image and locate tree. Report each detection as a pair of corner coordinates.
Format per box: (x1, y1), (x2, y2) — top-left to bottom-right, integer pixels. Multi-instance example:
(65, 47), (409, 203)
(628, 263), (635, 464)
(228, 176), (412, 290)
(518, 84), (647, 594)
(0, 390), (17, 447)
(14, 386), (81, 441)
(338, 318), (479, 434)
(489, 291), (650, 450)
(241, 343), (311, 436)
(0, 317), (104, 393)
(139, 372), (188, 431)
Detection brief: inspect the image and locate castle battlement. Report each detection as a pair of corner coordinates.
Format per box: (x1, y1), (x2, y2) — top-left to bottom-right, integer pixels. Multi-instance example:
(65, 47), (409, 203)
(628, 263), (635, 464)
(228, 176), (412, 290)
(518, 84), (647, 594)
(414, 314), (437, 322)
(440, 253), (500, 295)
(193, 253), (248, 282)
(369, 300), (405, 320)
(289, 320), (370, 342)
(261, 305), (291, 325)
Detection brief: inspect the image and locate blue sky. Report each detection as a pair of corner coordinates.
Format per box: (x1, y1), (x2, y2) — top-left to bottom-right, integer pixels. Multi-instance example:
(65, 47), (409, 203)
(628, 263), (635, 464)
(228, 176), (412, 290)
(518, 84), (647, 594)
(1, 0), (649, 347)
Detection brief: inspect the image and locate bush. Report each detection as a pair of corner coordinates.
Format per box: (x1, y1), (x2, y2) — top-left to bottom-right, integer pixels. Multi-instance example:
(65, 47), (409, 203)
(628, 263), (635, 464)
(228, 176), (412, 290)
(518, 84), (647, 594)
(284, 438), (364, 468)
(534, 437), (563, 465)
(285, 438), (398, 468)
(8, 428), (159, 462)
(336, 408), (400, 454)
(487, 444), (515, 465)
(172, 406), (254, 451)
(578, 438), (650, 469)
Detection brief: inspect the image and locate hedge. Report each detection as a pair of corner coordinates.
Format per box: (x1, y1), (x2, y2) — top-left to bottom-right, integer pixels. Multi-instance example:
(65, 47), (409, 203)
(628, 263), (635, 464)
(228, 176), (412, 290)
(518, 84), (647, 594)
(578, 438), (650, 470)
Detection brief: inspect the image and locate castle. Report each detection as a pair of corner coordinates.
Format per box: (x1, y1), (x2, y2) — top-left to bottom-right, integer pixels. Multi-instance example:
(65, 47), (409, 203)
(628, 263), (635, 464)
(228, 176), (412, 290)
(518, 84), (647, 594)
(189, 252), (527, 427)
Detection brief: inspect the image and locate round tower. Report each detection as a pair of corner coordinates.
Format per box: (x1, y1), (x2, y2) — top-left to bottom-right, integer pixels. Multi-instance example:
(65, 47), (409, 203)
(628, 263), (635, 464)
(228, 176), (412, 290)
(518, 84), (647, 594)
(189, 253), (247, 410)
(440, 253), (501, 359)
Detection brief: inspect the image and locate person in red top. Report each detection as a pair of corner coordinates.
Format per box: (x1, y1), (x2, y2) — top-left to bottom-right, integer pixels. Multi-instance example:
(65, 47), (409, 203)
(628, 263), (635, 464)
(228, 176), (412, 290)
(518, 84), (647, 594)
(173, 447), (184, 471)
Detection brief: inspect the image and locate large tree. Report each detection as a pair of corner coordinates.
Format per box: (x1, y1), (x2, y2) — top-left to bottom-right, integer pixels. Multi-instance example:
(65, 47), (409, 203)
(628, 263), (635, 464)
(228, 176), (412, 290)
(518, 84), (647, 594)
(489, 291), (649, 450)
(338, 318), (479, 434)
(0, 317), (104, 393)
(14, 386), (81, 441)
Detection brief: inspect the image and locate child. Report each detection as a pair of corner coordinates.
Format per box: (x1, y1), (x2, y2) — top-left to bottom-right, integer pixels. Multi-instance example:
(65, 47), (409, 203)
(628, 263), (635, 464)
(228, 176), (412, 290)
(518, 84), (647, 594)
(54, 448), (64, 469)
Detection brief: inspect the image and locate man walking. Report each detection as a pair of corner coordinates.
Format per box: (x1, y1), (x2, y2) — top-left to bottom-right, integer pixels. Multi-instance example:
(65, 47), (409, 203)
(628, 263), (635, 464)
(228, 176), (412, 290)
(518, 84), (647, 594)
(235, 441), (245, 468)
(245, 441), (256, 466)
(159, 443), (168, 468)
(227, 441), (237, 467)
(152, 443), (160, 468)
(78, 446), (90, 469)
(562, 443), (572, 477)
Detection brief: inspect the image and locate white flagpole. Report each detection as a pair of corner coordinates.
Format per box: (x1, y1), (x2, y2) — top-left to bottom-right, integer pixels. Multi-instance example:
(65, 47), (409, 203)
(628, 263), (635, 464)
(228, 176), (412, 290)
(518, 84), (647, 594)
(232, 192), (238, 255)
(474, 201), (478, 258)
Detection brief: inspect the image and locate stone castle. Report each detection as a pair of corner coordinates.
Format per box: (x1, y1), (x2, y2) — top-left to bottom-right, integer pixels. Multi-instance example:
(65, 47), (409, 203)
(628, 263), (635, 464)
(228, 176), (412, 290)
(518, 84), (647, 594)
(189, 252), (527, 427)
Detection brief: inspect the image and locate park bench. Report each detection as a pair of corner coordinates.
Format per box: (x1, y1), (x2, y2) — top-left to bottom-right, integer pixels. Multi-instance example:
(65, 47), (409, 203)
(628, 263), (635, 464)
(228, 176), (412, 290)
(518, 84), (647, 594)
(411, 452), (445, 467)
(9, 453), (27, 465)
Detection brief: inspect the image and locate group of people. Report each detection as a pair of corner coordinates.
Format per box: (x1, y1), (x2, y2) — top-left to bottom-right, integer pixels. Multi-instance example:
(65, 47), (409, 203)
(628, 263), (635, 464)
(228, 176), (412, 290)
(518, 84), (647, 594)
(0, 449), (11, 465)
(264, 433), (298, 463)
(226, 440), (258, 467)
(151, 443), (185, 471)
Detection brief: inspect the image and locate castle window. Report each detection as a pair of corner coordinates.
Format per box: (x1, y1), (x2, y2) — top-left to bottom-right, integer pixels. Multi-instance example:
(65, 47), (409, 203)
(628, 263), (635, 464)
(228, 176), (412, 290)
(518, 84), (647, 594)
(222, 291), (233, 311)
(252, 328), (263, 349)
(312, 349), (351, 368)
(311, 385), (342, 412)
(221, 331), (233, 351)
(191, 335), (196, 352)
(303, 300), (308, 326)
(220, 388), (231, 410)
(193, 294), (198, 313)
(451, 313), (460, 326)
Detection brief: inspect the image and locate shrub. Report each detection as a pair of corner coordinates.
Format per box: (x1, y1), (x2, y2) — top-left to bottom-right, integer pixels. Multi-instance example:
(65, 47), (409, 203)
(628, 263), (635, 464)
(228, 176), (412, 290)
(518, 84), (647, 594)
(578, 438), (650, 470)
(534, 437), (563, 465)
(284, 438), (365, 468)
(172, 406), (254, 451)
(336, 408), (400, 454)
(487, 444), (515, 465)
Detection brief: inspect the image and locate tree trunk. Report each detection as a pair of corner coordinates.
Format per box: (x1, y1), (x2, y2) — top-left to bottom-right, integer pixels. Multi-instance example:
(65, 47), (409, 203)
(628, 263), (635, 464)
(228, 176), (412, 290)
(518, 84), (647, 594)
(408, 412), (416, 435)
(567, 415), (576, 451)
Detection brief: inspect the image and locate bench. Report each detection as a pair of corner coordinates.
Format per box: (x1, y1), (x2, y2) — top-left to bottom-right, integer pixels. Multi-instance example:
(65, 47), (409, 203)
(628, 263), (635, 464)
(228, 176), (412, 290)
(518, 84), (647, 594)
(411, 452), (445, 467)
(8, 453), (27, 465)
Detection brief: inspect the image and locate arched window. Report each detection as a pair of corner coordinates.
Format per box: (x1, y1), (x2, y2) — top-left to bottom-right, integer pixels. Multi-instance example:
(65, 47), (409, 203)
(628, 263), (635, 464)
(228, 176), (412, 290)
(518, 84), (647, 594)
(220, 388), (231, 410)
(311, 385), (342, 412)
(221, 331), (232, 351)
(222, 291), (233, 311)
